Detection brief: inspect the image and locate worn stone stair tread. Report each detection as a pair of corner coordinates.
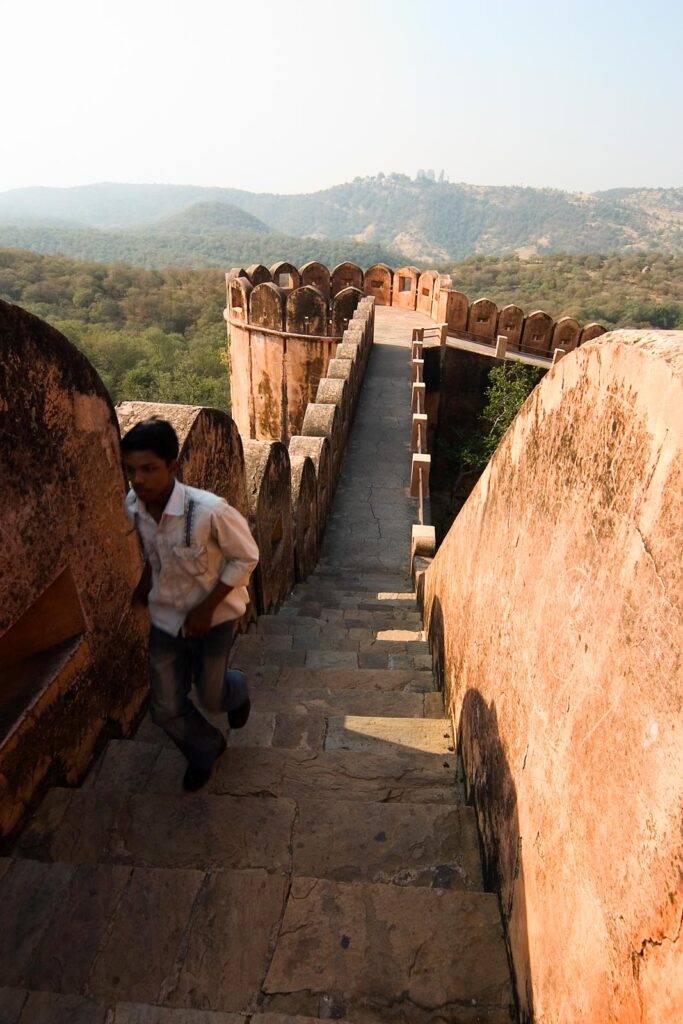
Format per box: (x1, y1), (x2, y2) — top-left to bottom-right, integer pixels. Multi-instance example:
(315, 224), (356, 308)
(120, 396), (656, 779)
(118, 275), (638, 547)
(325, 715), (455, 755)
(37, 742), (464, 804)
(269, 666), (435, 692)
(0, 860), (288, 1013)
(237, 631), (428, 649)
(274, 605), (422, 624)
(229, 642), (430, 671)
(0, 990), (356, 1024)
(15, 789), (296, 870)
(15, 787), (481, 889)
(254, 616), (423, 637)
(262, 876), (514, 1021)
(291, 798), (483, 890)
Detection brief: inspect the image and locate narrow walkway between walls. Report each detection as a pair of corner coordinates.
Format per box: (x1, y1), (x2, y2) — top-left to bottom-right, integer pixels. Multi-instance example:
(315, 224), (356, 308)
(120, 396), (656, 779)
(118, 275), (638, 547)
(0, 307), (516, 1024)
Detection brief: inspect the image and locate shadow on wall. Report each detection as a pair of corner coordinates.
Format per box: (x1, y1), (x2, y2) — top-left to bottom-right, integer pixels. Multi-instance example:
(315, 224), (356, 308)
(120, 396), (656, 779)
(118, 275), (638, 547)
(429, 596), (534, 1022)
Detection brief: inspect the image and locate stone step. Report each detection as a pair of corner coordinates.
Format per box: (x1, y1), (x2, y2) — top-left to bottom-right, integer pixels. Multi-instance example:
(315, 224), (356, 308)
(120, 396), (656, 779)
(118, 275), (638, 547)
(254, 614), (423, 637)
(274, 603), (422, 626)
(0, 859), (288, 1014)
(230, 634), (431, 671)
(222, 665), (436, 694)
(261, 877), (514, 1023)
(285, 591), (418, 613)
(15, 788), (481, 890)
(1, 989), (311, 1022)
(83, 740), (463, 805)
(304, 571), (413, 590)
(0, 864), (510, 1021)
(325, 715), (454, 755)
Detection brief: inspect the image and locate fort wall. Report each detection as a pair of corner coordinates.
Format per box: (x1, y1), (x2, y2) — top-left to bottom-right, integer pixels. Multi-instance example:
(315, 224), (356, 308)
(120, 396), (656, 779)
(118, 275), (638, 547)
(228, 263), (605, 410)
(422, 329), (683, 1022)
(225, 263), (367, 442)
(0, 300), (148, 835)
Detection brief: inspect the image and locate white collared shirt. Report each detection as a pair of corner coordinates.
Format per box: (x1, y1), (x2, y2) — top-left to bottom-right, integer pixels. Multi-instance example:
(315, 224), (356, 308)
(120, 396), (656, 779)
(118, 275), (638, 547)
(125, 480), (259, 636)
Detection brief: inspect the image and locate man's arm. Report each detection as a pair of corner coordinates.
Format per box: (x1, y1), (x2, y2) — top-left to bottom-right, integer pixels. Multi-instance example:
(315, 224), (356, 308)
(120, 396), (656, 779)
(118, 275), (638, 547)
(183, 504), (259, 638)
(132, 561), (152, 607)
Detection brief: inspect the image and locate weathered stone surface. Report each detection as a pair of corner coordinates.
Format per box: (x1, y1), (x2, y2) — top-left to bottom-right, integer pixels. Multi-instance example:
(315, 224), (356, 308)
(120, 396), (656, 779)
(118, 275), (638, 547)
(293, 800), (482, 889)
(0, 987), (26, 1023)
(424, 329), (683, 1021)
(276, 667), (433, 692)
(16, 789), (126, 863)
(113, 1005), (242, 1023)
(255, 690), (427, 719)
(209, 747), (460, 805)
(107, 794), (294, 870)
(26, 863), (132, 993)
(169, 870), (288, 1012)
(325, 716), (454, 755)
(424, 692), (445, 718)
(84, 739), (161, 792)
(264, 878), (513, 1017)
(87, 866), (204, 1003)
(271, 713), (326, 750)
(0, 859), (75, 987)
(10, 989), (107, 1023)
(303, 650), (359, 669)
(0, 299), (147, 837)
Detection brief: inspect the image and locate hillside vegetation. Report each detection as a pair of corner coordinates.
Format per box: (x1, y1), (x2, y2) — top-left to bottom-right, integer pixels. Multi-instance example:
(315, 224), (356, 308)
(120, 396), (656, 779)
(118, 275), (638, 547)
(0, 211), (399, 271)
(1, 248), (681, 415)
(1, 178), (682, 266)
(446, 251), (683, 329)
(0, 248), (229, 409)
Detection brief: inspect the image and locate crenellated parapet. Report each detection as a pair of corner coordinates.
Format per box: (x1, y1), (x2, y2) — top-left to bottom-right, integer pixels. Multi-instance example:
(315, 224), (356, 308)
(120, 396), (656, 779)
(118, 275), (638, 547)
(226, 261), (368, 442)
(364, 264), (606, 357)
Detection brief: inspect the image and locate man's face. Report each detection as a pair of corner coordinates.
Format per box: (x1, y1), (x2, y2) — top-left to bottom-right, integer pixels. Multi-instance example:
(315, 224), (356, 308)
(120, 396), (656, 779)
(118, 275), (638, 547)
(123, 449), (178, 506)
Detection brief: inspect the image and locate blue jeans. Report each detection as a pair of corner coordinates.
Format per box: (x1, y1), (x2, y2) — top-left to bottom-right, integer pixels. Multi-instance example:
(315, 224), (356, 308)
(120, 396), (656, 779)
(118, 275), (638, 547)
(148, 621), (249, 770)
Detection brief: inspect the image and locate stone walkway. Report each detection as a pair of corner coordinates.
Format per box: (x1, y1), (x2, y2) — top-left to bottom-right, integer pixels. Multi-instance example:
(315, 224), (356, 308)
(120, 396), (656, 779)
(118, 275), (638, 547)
(0, 308), (515, 1024)
(321, 306), (434, 575)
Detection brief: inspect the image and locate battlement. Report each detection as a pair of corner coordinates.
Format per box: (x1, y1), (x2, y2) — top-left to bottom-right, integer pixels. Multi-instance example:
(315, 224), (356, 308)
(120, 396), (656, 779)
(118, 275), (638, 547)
(227, 261), (605, 374)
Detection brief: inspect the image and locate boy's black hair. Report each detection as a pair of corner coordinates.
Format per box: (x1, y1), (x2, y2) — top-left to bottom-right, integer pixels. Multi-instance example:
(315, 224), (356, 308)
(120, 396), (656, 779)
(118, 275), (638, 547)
(120, 418), (179, 463)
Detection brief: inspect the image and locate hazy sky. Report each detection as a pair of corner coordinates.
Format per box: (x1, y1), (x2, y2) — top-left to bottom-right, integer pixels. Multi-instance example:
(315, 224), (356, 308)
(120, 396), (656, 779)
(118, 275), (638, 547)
(1, 0), (681, 195)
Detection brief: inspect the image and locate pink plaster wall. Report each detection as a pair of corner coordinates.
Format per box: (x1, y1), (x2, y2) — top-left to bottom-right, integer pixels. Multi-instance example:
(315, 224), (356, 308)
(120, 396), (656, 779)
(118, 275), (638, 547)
(423, 330), (683, 1023)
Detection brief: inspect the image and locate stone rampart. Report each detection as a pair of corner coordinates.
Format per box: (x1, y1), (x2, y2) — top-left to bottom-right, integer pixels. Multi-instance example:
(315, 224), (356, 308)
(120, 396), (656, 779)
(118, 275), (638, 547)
(0, 299), (148, 836)
(421, 329), (683, 1022)
(226, 262), (367, 441)
(0, 281), (373, 837)
(379, 267), (605, 358)
(245, 261), (605, 362)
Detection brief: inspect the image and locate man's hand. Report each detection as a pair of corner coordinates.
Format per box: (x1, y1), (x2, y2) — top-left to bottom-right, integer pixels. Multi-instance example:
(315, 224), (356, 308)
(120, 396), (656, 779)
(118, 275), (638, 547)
(182, 580), (232, 638)
(183, 601), (215, 638)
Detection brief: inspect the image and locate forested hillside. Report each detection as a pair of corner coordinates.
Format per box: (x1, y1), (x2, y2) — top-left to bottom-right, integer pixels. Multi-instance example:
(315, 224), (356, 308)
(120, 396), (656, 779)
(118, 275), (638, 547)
(0, 248), (229, 409)
(1, 248), (681, 415)
(2, 178), (682, 266)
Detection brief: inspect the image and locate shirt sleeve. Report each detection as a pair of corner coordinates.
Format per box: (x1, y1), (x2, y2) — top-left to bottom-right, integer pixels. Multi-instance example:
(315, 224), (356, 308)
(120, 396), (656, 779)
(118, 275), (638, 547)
(210, 504), (260, 587)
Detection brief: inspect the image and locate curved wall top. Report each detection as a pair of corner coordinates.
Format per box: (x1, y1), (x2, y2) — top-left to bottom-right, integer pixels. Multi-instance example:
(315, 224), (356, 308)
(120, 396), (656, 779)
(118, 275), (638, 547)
(422, 329), (683, 1023)
(0, 299), (147, 835)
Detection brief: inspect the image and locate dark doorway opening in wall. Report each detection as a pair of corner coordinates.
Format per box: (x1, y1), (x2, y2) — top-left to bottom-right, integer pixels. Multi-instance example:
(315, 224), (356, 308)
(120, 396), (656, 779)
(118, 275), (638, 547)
(0, 568), (86, 746)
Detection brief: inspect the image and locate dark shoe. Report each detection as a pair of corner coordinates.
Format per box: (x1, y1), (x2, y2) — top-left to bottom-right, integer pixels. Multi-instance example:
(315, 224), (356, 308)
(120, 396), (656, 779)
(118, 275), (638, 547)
(182, 735), (226, 792)
(228, 697), (251, 730)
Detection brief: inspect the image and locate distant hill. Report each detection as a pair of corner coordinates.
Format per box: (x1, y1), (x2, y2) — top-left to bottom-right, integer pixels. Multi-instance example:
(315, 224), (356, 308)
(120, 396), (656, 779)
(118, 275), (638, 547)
(0, 222), (399, 271)
(1, 178), (682, 266)
(151, 201), (270, 235)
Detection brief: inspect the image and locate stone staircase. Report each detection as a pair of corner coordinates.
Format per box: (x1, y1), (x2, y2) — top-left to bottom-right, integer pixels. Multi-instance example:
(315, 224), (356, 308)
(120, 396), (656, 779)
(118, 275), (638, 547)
(0, 568), (515, 1024)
